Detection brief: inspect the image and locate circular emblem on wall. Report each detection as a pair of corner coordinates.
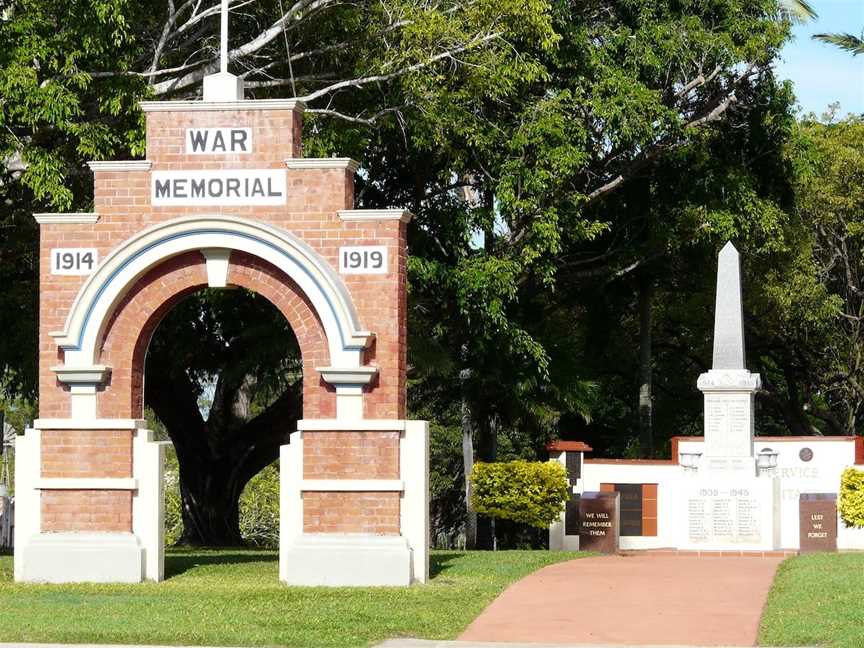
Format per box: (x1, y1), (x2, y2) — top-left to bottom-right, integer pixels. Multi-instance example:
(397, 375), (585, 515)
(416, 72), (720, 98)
(799, 447), (814, 462)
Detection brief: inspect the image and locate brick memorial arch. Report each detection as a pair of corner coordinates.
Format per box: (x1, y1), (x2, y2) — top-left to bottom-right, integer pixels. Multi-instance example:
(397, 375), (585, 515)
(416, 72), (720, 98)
(13, 75), (429, 586)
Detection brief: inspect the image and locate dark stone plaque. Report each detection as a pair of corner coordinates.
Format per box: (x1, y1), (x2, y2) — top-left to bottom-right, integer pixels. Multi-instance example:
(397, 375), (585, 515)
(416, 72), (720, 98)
(565, 451), (582, 482)
(799, 493), (837, 553)
(616, 484), (643, 537)
(565, 494), (581, 536)
(579, 491), (619, 554)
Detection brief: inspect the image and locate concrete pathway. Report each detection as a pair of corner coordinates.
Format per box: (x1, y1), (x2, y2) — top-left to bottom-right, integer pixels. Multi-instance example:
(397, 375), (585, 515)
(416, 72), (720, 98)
(458, 554), (785, 646)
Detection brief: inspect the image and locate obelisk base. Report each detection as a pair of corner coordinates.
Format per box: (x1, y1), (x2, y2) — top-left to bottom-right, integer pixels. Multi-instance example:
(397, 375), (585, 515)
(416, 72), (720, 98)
(697, 369), (762, 474)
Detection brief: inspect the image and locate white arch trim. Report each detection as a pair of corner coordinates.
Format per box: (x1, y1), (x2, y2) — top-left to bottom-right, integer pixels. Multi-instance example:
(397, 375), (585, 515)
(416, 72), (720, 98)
(50, 215), (373, 372)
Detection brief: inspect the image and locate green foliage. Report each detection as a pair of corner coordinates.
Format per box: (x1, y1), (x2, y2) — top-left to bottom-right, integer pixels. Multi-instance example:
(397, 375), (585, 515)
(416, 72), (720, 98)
(814, 32), (864, 56)
(470, 460), (569, 528)
(427, 422), (468, 548)
(839, 467), (864, 528)
(162, 448), (183, 546)
(238, 463), (280, 548)
(0, 0), (149, 210)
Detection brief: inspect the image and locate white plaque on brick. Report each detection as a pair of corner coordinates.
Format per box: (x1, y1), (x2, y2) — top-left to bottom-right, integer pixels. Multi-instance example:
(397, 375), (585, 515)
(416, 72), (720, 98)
(151, 169), (286, 206)
(339, 246), (388, 274)
(50, 248), (98, 275)
(186, 128), (252, 155)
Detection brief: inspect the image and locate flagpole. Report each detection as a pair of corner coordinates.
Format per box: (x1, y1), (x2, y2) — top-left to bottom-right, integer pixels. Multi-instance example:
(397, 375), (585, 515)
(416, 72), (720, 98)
(220, 0), (229, 74)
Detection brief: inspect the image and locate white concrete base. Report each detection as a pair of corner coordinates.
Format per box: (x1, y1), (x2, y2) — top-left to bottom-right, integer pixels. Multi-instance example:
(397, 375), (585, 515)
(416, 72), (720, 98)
(202, 72), (245, 101)
(20, 533), (143, 583)
(838, 518), (864, 550)
(281, 534), (412, 586)
(549, 518), (580, 551)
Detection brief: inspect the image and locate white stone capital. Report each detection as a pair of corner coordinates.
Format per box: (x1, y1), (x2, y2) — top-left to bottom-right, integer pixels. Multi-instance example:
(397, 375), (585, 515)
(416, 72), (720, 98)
(316, 366), (378, 387)
(52, 365), (111, 386)
(697, 369), (761, 392)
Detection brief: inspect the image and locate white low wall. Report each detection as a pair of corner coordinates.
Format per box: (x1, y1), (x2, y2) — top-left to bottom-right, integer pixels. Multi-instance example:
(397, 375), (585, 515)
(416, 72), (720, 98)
(576, 437), (864, 551)
(679, 437), (862, 549)
(581, 461), (680, 550)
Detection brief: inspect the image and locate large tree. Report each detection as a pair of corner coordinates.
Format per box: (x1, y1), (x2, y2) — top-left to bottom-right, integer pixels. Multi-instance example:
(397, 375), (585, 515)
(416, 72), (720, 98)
(399, 0), (797, 542)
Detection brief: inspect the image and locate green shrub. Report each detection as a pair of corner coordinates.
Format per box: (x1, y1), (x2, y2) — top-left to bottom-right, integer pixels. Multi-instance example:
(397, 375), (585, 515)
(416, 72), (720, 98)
(470, 460), (569, 528)
(163, 448), (184, 546)
(239, 462), (280, 547)
(840, 467), (864, 528)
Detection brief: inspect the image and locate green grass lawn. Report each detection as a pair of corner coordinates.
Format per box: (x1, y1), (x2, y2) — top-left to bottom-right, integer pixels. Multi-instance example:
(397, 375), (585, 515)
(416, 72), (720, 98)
(760, 552), (864, 648)
(0, 548), (584, 648)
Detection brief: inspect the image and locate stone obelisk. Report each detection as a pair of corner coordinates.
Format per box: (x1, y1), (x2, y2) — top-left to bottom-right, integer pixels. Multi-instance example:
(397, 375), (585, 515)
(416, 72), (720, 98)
(696, 242), (761, 473)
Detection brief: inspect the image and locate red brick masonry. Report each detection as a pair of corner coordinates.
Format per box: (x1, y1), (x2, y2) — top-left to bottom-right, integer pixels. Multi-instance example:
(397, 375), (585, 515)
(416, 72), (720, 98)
(37, 102), (409, 538)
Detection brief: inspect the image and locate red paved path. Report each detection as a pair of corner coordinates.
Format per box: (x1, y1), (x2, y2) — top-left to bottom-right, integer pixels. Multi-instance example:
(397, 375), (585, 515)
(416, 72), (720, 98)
(459, 554), (784, 646)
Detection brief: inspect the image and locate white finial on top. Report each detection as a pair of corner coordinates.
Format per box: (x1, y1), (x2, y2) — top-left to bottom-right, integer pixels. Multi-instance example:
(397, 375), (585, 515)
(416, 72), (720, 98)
(203, 0), (244, 101)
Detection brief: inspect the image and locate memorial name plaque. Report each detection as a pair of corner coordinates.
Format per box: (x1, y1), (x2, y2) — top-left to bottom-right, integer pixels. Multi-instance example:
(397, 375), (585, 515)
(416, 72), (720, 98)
(579, 491), (619, 553)
(151, 169), (286, 206)
(686, 486), (761, 545)
(616, 484), (643, 536)
(565, 451), (582, 482)
(186, 127), (252, 154)
(564, 494), (581, 536)
(799, 493), (837, 553)
(704, 393), (752, 457)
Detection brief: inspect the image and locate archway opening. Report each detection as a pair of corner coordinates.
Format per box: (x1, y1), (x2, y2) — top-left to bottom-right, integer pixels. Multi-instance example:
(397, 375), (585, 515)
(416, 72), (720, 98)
(145, 286), (301, 547)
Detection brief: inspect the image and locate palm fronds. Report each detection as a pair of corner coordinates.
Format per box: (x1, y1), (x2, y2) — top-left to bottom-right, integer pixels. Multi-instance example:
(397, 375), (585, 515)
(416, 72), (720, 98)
(814, 32), (864, 56)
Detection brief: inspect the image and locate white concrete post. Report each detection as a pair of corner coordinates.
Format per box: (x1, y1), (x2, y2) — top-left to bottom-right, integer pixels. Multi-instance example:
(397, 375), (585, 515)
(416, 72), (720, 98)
(13, 428), (40, 581)
(132, 429), (167, 581)
(400, 420), (430, 583)
(279, 430), (304, 583)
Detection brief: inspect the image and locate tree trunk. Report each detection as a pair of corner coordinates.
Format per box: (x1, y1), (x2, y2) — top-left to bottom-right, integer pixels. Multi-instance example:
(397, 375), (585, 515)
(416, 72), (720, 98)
(460, 367), (477, 549)
(176, 453), (245, 546)
(474, 410), (498, 550)
(638, 278), (654, 458)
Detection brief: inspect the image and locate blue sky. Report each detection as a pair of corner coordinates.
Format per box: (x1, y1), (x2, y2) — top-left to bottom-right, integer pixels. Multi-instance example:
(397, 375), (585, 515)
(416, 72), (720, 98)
(775, 1), (864, 117)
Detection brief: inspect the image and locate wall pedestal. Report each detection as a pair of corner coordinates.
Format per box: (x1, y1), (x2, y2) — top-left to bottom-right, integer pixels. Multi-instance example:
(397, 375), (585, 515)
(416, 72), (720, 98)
(20, 533), (143, 583)
(282, 534), (412, 586)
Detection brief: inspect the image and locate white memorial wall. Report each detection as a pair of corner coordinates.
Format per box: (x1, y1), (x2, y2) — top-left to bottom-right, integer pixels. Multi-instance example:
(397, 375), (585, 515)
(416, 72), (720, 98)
(555, 242), (864, 552)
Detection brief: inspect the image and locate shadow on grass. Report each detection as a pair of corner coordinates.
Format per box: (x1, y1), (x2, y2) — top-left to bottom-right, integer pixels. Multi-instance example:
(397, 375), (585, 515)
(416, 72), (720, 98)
(430, 551), (465, 579)
(165, 549), (277, 578)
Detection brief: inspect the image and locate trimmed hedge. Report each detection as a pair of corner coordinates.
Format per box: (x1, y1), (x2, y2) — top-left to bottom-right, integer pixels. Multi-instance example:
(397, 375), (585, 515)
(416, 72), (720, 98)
(840, 467), (864, 528)
(470, 460), (569, 528)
